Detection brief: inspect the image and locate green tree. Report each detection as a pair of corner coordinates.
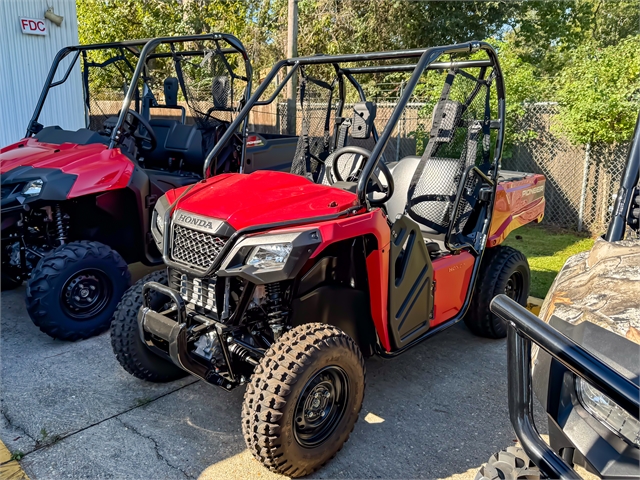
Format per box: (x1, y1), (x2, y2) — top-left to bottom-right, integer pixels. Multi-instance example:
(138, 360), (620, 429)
(508, 0), (640, 74)
(554, 35), (640, 145)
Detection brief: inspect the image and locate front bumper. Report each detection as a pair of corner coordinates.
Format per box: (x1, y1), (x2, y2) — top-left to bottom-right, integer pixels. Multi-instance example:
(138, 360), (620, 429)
(533, 317), (640, 478)
(137, 281), (237, 390)
(490, 295), (639, 480)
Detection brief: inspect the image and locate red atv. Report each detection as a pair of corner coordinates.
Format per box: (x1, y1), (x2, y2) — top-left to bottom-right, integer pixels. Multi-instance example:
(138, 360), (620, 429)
(112, 42), (546, 476)
(1, 34), (297, 340)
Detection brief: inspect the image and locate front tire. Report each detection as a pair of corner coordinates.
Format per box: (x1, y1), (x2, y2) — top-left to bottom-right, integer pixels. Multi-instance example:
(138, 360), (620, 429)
(25, 241), (131, 341)
(111, 270), (187, 382)
(475, 447), (541, 480)
(243, 323), (365, 478)
(464, 245), (530, 339)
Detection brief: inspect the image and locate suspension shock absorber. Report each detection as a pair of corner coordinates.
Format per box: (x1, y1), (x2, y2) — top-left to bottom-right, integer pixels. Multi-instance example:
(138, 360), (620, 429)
(265, 282), (287, 340)
(54, 204), (69, 245)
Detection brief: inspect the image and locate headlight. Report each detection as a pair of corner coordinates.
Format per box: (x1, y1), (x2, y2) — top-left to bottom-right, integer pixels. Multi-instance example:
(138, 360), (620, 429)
(219, 230), (321, 282)
(246, 243), (293, 270)
(22, 179), (43, 197)
(154, 209), (165, 235)
(151, 194), (170, 251)
(576, 377), (640, 447)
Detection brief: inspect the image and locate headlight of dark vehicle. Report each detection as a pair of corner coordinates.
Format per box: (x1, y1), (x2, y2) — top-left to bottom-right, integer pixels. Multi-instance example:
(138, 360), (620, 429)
(151, 194), (170, 251)
(576, 377), (640, 448)
(21, 179), (44, 197)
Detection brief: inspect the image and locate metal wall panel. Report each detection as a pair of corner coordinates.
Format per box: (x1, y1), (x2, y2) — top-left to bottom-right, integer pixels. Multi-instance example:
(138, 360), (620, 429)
(0, 0), (84, 146)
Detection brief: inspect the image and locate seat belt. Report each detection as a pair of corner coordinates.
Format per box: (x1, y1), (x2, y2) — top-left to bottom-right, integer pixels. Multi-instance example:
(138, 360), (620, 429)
(170, 44), (192, 113)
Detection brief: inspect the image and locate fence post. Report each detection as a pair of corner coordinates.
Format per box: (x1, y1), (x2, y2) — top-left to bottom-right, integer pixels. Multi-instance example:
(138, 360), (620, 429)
(285, 0), (298, 135)
(395, 81), (405, 163)
(578, 142), (591, 232)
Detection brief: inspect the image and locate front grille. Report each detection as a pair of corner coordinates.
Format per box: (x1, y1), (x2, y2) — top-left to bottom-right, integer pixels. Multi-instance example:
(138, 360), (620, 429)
(170, 269), (217, 312)
(171, 224), (227, 270)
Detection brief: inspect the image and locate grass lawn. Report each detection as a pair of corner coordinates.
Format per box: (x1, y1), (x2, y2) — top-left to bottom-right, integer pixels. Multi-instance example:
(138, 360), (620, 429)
(502, 224), (595, 299)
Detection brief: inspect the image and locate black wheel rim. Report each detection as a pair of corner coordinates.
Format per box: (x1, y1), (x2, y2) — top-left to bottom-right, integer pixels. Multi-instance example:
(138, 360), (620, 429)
(294, 366), (349, 448)
(504, 270), (524, 302)
(61, 269), (112, 320)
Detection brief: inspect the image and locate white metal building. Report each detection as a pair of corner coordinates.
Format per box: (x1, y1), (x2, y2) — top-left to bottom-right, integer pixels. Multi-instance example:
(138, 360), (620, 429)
(0, 0), (84, 146)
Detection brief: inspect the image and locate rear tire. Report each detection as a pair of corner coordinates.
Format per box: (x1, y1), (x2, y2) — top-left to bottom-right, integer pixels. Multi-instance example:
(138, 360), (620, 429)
(25, 241), (131, 341)
(475, 447), (541, 480)
(111, 270), (187, 383)
(464, 245), (530, 338)
(242, 323), (365, 478)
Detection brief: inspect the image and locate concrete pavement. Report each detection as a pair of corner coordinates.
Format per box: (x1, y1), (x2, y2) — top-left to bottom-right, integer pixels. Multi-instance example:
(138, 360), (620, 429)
(1, 279), (547, 479)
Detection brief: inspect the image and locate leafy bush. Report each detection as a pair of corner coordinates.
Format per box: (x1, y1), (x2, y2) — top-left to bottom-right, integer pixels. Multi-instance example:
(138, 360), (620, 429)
(554, 35), (640, 145)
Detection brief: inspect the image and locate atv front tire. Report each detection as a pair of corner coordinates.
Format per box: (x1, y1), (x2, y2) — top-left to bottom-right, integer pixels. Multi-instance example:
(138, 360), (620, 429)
(243, 323), (365, 478)
(25, 241), (131, 341)
(111, 270), (187, 382)
(475, 447), (541, 480)
(464, 245), (530, 338)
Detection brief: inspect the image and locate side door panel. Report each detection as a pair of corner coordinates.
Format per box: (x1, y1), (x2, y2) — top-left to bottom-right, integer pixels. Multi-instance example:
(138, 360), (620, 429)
(388, 215), (434, 349)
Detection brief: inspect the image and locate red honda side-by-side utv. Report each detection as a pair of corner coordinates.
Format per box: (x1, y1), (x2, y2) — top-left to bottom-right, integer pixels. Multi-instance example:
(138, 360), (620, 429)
(112, 42), (546, 476)
(1, 34), (298, 340)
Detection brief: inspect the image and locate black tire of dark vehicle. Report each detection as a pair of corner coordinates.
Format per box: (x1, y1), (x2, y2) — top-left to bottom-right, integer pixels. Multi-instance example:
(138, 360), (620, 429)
(475, 447), (541, 480)
(111, 270), (187, 382)
(242, 323), (365, 478)
(1, 271), (22, 291)
(25, 241), (131, 341)
(464, 245), (530, 339)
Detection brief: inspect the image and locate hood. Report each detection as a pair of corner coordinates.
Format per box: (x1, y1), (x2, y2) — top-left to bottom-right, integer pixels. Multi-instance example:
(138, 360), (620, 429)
(538, 238), (640, 344)
(1, 138), (108, 174)
(1, 138), (134, 199)
(171, 171), (359, 230)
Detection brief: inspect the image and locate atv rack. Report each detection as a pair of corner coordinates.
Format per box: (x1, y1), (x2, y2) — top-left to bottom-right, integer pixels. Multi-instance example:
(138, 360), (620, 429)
(490, 294), (640, 480)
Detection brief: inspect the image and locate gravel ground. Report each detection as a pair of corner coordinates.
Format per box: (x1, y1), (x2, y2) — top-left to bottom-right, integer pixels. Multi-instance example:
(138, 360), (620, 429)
(1, 266), (548, 480)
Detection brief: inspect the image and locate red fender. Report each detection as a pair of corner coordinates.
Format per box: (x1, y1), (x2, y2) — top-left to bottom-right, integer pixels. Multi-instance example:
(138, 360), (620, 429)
(274, 209), (392, 351)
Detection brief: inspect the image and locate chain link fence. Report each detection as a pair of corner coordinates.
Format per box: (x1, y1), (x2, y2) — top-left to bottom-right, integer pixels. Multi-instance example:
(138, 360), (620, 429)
(248, 89), (628, 235)
(504, 103), (629, 234)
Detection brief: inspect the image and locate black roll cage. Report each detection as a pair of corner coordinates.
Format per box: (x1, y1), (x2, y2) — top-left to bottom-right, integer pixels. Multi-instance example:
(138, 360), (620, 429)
(26, 34), (253, 165)
(605, 112), (640, 242)
(491, 295), (640, 480)
(204, 41), (505, 207)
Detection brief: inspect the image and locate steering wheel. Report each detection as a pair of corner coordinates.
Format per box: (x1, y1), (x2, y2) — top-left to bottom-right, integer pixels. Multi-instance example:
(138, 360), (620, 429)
(329, 146), (394, 205)
(119, 109), (158, 153)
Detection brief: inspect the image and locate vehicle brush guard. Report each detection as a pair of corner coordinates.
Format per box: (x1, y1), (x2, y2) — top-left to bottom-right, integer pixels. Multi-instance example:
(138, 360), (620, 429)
(138, 281), (247, 390)
(490, 295), (640, 480)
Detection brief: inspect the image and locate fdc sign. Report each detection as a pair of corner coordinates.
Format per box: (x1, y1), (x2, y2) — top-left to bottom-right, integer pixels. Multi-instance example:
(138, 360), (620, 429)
(20, 18), (48, 36)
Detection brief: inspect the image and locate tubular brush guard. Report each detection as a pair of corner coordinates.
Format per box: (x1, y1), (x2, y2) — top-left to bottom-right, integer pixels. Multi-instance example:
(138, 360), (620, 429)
(138, 281), (237, 391)
(490, 294), (640, 480)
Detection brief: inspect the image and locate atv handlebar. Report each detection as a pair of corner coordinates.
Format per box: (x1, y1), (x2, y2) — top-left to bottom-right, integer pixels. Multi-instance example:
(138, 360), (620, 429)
(490, 294), (640, 480)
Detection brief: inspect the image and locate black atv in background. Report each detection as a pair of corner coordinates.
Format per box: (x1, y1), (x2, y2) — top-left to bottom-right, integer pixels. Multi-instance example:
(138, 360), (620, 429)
(0, 34), (297, 341)
(478, 114), (640, 479)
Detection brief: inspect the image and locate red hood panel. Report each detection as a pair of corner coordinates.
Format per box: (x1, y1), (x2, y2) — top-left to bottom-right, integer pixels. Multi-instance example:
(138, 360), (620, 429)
(173, 171), (359, 230)
(1, 138), (134, 198)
